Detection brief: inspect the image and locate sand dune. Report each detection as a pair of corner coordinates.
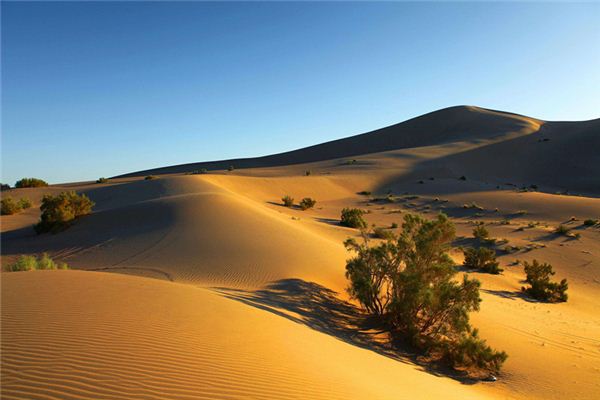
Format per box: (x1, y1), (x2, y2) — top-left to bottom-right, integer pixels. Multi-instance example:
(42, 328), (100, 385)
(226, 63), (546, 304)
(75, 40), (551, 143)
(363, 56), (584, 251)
(1, 271), (497, 400)
(2, 105), (599, 399)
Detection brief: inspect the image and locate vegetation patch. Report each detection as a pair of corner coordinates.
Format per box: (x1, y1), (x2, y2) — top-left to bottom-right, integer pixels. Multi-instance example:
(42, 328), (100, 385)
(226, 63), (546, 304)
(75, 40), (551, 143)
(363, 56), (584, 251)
(1, 197), (32, 215)
(35, 191), (95, 234)
(340, 208), (367, 229)
(522, 260), (568, 302)
(463, 247), (503, 274)
(299, 197), (316, 210)
(96, 177), (109, 183)
(345, 213), (507, 377)
(282, 195), (294, 208)
(15, 178), (48, 188)
(6, 253), (68, 272)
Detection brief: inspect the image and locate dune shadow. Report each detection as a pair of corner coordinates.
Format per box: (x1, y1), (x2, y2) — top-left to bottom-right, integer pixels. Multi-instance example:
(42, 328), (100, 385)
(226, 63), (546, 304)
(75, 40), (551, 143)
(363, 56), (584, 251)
(213, 278), (480, 384)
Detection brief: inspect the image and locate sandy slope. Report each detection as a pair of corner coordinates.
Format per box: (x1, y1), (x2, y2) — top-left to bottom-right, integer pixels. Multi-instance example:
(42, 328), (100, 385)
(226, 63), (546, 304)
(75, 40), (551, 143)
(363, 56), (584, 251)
(1, 271), (497, 400)
(2, 105), (599, 399)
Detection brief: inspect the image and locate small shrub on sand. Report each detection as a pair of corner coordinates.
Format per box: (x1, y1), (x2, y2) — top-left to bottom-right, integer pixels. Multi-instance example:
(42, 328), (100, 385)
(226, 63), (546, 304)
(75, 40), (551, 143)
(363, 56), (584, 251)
(304, 170), (311, 176)
(144, 175), (156, 180)
(554, 225), (571, 236)
(522, 260), (568, 302)
(6, 253), (68, 272)
(1, 198), (21, 215)
(463, 247), (502, 274)
(35, 191), (95, 234)
(15, 178), (48, 188)
(357, 191), (371, 196)
(282, 195), (294, 208)
(372, 226), (396, 240)
(227, 165), (235, 172)
(345, 213), (506, 377)
(391, 222), (398, 229)
(18, 197), (32, 209)
(96, 177), (109, 184)
(340, 208), (367, 229)
(472, 225), (489, 241)
(299, 197), (316, 210)
(583, 219), (597, 227)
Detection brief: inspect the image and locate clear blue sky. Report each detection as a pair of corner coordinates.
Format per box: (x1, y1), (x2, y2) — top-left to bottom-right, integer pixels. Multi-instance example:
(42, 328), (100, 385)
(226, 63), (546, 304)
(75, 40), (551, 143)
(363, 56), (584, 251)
(2, 1), (599, 184)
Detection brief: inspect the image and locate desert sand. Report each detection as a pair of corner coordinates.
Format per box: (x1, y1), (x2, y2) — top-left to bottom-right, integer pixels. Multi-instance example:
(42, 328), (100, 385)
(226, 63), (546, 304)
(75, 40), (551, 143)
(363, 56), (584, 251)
(2, 106), (599, 399)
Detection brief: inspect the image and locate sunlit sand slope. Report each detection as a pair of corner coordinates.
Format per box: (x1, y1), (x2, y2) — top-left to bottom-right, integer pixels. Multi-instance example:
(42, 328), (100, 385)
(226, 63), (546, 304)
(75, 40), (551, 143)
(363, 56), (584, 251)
(1, 271), (496, 400)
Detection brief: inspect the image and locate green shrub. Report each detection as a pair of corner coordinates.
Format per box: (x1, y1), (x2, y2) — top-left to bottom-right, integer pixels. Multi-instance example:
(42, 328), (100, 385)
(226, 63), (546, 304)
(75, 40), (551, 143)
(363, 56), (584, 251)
(345, 213), (506, 376)
(340, 208), (367, 229)
(1, 198), (21, 215)
(6, 253), (68, 272)
(391, 222), (398, 229)
(34, 191), (95, 234)
(444, 329), (508, 375)
(522, 260), (568, 302)
(463, 247), (503, 274)
(299, 197), (316, 210)
(144, 175), (156, 180)
(372, 227), (396, 240)
(472, 225), (489, 241)
(15, 178), (48, 188)
(282, 195), (294, 207)
(554, 225), (571, 235)
(583, 219), (598, 227)
(18, 198), (32, 209)
(96, 177), (109, 183)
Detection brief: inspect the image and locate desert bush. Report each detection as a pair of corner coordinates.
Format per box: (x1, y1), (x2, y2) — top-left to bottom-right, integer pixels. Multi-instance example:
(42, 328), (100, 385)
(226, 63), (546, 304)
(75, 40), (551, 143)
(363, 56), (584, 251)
(18, 197), (32, 209)
(472, 225), (489, 241)
(583, 219), (598, 227)
(96, 177), (109, 183)
(554, 225), (571, 235)
(391, 222), (398, 229)
(305, 170), (311, 176)
(227, 165), (235, 171)
(357, 191), (371, 196)
(463, 247), (503, 274)
(340, 208), (367, 229)
(6, 253), (68, 272)
(34, 191), (95, 234)
(299, 197), (316, 210)
(1, 198), (21, 215)
(522, 260), (568, 302)
(144, 175), (156, 180)
(1, 183), (10, 191)
(15, 178), (48, 188)
(282, 195), (294, 207)
(345, 213), (506, 376)
(372, 227), (396, 240)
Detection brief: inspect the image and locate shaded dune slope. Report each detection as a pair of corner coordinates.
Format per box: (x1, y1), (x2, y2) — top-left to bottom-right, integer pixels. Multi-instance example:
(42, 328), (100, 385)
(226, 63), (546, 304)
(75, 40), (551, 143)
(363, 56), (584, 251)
(114, 106), (541, 178)
(1, 176), (349, 290)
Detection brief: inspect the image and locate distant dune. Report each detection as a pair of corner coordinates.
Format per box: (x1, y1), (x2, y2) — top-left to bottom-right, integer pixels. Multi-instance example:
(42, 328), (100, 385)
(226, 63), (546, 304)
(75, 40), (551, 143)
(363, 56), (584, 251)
(114, 105), (599, 195)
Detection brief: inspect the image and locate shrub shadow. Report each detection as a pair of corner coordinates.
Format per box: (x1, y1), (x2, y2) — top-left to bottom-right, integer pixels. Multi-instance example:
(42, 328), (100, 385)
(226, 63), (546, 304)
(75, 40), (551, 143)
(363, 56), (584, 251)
(213, 278), (480, 384)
